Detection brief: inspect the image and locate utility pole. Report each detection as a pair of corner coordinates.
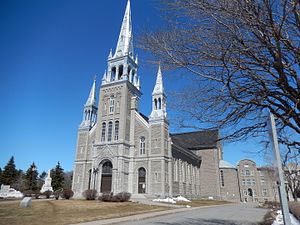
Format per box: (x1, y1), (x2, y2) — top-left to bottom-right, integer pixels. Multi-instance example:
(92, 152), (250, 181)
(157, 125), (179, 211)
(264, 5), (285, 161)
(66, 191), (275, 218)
(269, 112), (291, 225)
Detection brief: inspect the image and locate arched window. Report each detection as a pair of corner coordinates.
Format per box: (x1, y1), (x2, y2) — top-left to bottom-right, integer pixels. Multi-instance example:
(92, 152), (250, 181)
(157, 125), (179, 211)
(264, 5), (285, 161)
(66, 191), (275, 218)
(138, 167), (146, 193)
(111, 67), (116, 81)
(174, 160), (179, 182)
(85, 110), (88, 120)
(127, 66), (131, 76)
(118, 65), (123, 79)
(140, 136), (145, 155)
(154, 99), (157, 110)
(114, 121), (119, 140)
(107, 121), (113, 142)
(102, 161), (113, 174)
(101, 122), (106, 142)
(101, 161), (113, 193)
(109, 97), (115, 113)
(182, 163), (185, 182)
(220, 170), (225, 187)
(158, 98), (162, 109)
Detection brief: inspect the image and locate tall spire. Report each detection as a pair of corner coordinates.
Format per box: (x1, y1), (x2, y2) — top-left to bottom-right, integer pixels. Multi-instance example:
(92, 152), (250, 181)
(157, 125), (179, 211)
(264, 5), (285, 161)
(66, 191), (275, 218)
(80, 78), (98, 129)
(85, 78), (97, 107)
(114, 0), (134, 58)
(149, 65), (167, 121)
(152, 64), (164, 95)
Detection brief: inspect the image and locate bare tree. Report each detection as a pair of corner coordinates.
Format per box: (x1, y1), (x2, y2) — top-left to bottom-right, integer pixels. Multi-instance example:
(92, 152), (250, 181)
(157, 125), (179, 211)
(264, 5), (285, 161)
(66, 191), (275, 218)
(262, 166), (278, 201)
(284, 147), (300, 201)
(140, 0), (300, 154)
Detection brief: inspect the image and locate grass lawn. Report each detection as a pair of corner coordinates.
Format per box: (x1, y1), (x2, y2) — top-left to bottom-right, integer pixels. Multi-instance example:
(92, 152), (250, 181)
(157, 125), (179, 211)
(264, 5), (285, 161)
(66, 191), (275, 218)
(176, 199), (231, 207)
(0, 199), (170, 225)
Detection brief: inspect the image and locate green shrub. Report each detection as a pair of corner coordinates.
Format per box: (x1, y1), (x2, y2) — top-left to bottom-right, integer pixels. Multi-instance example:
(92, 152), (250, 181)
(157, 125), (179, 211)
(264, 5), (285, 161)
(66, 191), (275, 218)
(257, 211), (275, 225)
(22, 190), (34, 197)
(99, 192), (113, 202)
(43, 190), (53, 199)
(54, 190), (61, 200)
(61, 189), (74, 200)
(99, 192), (131, 202)
(83, 189), (97, 200)
(33, 191), (40, 199)
(289, 202), (300, 220)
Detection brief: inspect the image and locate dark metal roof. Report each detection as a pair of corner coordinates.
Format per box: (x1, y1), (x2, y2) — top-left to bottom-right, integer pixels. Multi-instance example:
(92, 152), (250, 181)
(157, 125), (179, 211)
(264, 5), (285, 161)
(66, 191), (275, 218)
(172, 144), (202, 168)
(139, 112), (149, 122)
(171, 129), (219, 151)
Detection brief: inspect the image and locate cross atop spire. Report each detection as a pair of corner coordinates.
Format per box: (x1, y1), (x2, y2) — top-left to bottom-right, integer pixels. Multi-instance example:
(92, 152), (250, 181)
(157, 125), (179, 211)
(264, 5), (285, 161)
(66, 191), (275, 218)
(85, 78), (97, 107)
(114, 0), (134, 58)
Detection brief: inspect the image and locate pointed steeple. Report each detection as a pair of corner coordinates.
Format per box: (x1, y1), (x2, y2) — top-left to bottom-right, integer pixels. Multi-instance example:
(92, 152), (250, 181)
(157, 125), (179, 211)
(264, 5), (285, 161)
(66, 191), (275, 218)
(80, 78), (98, 129)
(114, 0), (134, 58)
(152, 64), (164, 95)
(85, 78), (97, 107)
(149, 65), (167, 121)
(104, 0), (139, 89)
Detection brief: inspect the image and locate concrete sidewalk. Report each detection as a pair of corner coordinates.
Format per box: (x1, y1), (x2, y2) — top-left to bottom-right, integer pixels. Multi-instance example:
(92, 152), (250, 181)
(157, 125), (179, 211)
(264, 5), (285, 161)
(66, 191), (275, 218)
(69, 203), (238, 225)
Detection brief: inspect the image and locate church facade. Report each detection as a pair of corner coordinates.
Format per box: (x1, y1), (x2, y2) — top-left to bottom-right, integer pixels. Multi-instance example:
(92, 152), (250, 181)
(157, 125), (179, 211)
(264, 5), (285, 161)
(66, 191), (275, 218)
(72, 0), (277, 202)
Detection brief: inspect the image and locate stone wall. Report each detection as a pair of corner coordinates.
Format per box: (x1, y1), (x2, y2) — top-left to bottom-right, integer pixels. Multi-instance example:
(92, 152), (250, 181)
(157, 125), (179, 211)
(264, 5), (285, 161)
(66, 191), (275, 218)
(194, 148), (221, 199)
(219, 168), (241, 202)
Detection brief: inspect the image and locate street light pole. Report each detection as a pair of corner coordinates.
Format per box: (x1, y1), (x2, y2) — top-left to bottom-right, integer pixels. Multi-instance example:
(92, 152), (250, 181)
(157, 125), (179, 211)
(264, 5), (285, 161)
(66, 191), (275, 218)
(269, 112), (291, 225)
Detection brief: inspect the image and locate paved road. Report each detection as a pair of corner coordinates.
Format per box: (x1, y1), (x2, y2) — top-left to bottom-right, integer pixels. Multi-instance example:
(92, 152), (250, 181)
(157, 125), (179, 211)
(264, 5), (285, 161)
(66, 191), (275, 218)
(118, 203), (267, 225)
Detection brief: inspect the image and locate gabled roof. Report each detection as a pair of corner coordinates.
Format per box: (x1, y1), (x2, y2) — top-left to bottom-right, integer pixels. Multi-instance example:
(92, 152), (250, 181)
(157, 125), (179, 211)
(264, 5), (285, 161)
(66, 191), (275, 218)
(219, 160), (235, 169)
(171, 129), (219, 151)
(139, 112), (149, 123)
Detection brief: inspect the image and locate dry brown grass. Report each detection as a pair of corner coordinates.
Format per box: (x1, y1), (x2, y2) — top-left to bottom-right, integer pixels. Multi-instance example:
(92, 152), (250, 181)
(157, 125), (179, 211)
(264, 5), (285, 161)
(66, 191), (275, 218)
(289, 201), (300, 220)
(0, 200), (170, 225)
(176, 199), (231, 207)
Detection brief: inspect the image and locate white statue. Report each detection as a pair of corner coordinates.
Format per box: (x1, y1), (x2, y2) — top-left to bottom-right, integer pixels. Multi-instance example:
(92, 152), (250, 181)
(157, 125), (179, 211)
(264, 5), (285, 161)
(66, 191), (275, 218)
(40, 170), (53, 193)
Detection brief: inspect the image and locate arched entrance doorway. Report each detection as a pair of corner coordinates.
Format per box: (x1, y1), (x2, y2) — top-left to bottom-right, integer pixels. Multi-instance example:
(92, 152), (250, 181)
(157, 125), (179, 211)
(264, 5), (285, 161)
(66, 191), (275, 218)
(138, 167), (146, 194)
(101, 161), (112, 193)
(248, 188), (253, 202)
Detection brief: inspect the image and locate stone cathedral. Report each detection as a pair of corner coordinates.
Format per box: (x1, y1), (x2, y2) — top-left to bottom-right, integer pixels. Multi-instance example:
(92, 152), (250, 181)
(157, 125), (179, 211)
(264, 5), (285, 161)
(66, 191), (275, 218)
(72, 0), (277, 203)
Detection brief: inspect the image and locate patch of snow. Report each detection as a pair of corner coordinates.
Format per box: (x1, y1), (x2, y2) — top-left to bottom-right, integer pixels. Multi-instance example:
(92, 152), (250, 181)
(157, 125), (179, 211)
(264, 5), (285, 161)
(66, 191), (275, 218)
(0, 188), (23, 198)
(173, 195), (191, 202)
(153, 197), (176, 204)
(152, 195), (192, 204)
(272, 210), (300, 225)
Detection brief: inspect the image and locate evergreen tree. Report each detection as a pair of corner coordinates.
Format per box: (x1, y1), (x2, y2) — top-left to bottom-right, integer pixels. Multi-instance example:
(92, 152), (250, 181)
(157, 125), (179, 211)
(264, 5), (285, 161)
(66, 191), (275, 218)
(38, 171), (47, 189)
(1, 156), (19, 185)
(51, 162), (64, 191)
(25, 162), (38, 191)
(63, 171), (73, 189)
(12, 170), (25, 191)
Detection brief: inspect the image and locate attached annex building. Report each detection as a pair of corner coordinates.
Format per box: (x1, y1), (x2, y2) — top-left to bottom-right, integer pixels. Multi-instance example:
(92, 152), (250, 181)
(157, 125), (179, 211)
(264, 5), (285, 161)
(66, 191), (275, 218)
(72, 0), (276, 202)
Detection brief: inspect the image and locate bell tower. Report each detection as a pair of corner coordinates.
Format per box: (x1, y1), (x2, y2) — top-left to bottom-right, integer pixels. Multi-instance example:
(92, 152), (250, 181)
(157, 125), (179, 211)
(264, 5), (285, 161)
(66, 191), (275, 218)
(101, 0), (140, 89)
(92, 0), (142, 194)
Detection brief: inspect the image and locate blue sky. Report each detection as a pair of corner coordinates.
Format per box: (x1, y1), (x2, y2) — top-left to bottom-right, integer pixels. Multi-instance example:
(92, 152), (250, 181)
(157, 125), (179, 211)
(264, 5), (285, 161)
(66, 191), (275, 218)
(0, 0), (267, 174)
